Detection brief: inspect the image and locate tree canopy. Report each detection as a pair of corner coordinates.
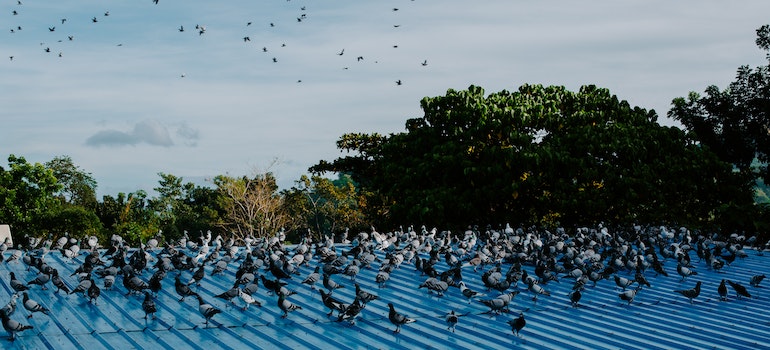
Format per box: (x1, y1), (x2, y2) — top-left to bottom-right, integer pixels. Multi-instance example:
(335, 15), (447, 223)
(313, 84), (756, 232)
(669, 24), (770, 184)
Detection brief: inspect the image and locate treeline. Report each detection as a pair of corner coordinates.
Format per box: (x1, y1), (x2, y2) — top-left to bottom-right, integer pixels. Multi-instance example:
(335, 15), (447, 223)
(2, 25), (769, 246)
(0, 154), (367, 246)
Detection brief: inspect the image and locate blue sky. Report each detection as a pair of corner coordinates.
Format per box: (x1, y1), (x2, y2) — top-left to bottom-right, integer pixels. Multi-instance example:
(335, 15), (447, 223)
(2, 0), (769, 197)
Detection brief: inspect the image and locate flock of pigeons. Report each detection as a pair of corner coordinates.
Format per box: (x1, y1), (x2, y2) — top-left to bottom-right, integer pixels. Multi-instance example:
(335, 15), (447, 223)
(5, 1), (428, 85)
(0, 223), (766, 343)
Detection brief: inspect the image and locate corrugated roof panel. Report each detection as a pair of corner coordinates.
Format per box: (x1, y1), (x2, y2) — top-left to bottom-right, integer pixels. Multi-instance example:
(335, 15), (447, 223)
(2, 237), (770, 350)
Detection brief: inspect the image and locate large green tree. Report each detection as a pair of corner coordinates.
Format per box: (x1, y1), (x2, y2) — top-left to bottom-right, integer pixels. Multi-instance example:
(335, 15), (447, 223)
(45, 155), (98, 209)
(0, 155), (62, 240)
(149, 173), (223, 243)
(283, 174), (366, 241)
(313, 84), (755, 232)
(669, 24), (770, 184)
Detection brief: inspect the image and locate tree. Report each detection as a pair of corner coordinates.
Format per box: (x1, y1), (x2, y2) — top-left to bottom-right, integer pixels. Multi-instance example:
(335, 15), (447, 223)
(0, 155), (62, 240)
(97, 190), (158, 245)
(45, 155), (98, 209)
(669, 24), (770, 184)
(214, 170), (288, 240)
(313, 84), (754, 231)
(149, 173), (223, 243)
(283, 174), (366, 241)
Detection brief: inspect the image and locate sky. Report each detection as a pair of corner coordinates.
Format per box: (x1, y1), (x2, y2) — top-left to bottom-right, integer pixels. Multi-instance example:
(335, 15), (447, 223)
(2, 0), (769, 197)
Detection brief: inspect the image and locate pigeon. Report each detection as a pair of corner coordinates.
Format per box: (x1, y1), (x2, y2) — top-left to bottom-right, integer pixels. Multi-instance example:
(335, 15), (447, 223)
(9, 272), (28, 293)
(27, 271), (51, 290)
(527, 280), (550, 302)
(195, 295), (221, 326)
(614, 275), (635, 290)
(277, 292), (302, 318)
(189, 265), (205, 286)
(388, 303), (416, 333)
(570, 289), (582, 307)
(237, 288), (261, 310)
(676, 264), (697, 281)
(123, 272), (149, 295)
(674, 281), (702, 304)
(727, 280), (751, 299)
(175, 274), (197, 302)
(302, 266), (321, 289)
(618, 287), (639, 305)
(750, 274), (765, 287)
(1, 294), (19, 317)
(261, 275), (288, 295)
(1, 312), (33, 341)
(337, 298), (364, 325)
(319, 289), (346, 317)
(215, 282), (240, 306)
(445, 310), (466, 333)
(323, 273), (344, 291)
(22, 292), (49, 317)
(419, 277), (449, 296)
(718, 279), (728, 301)
(375, 271), (390, 288)
(355, 283), (378, 304)
(458, 282), (482, 303)
(480, 296), (509, 314)
(507, 313), (526, 337)
(142, 292), (157, 319)
(70, 278), (93, 296)
(88, 282), (101, 305)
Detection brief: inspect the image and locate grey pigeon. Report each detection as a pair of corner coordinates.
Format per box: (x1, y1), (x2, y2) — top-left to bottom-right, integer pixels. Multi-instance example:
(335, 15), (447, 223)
(388, 303), (416, 333)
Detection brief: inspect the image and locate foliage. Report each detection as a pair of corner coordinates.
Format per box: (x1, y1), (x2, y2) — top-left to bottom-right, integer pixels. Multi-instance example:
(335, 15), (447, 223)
(45, 155), (98, 209)
(214, 171), (288, 240)
(668, 24), (770, 184)
(0, 155), (62, 241)
(96, 190), (158, 246)
(148, 173), (223, 243)
(40, 205), (103, 241)
(313, 84), (756, 232)
(282, 174), (366, 241)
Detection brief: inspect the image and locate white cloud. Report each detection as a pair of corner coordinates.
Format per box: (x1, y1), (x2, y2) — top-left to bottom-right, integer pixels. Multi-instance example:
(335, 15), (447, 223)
(85, 120), (176, 147)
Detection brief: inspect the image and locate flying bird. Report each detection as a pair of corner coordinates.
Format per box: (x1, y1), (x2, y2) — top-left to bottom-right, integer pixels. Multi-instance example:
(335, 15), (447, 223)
(421, 60), (428, 66)
(388, 303), (416, 333)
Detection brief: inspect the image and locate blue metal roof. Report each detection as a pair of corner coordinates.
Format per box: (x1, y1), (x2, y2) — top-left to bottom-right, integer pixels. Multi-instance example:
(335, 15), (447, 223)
(2, 233), (769, 350)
